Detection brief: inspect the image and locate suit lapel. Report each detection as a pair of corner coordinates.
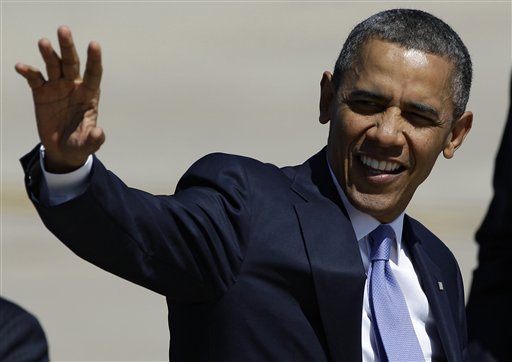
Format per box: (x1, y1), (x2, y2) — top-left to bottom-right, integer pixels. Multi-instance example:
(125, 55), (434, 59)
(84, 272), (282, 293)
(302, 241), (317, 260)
(291, 150), (366, 362)
(404, 218), (462, 361)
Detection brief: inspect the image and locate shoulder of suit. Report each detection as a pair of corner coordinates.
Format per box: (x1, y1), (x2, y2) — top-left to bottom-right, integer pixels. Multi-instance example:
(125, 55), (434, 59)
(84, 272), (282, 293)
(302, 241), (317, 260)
(176, 152), (297, 192)
(404, 214), (459, 262)
(0, 297), (44, 334)
(186, 152), (296, 180)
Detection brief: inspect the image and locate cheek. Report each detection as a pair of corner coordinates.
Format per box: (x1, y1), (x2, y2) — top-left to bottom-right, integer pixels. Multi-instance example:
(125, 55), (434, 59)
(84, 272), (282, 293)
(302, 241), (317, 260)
(328, 122), (357, 162)
(333, 110), (370, 141)
(410, 134), (445, 172)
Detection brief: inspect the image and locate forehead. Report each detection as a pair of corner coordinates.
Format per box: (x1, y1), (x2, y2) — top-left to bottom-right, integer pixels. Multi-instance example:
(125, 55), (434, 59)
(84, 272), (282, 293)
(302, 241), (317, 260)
(344, 39), (455, 114)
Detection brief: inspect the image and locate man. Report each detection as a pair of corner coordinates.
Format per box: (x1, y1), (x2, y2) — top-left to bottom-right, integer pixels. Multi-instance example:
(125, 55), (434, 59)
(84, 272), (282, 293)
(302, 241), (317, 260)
(16, 9), (472, 361)
(0, 297), (49, 362)
(466, 75), (512, 362)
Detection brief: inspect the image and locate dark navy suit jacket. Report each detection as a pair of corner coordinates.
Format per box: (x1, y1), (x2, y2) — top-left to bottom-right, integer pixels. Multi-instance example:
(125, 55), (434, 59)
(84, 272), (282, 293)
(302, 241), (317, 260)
(21, 147), (468, 361)
(466, 76), (512, 361)
(0, 297), (48, 362)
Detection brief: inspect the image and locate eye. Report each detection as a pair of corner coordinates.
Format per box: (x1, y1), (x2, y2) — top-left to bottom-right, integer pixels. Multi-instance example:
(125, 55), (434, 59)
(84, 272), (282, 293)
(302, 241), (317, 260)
(346, 99), (385, 115)
(402, 112), (440, 127)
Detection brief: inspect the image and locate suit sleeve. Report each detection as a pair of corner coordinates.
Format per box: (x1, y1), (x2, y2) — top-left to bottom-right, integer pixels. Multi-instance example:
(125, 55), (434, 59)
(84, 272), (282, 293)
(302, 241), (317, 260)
(20, 146), (252, 303)
(466, 75), (512, 361)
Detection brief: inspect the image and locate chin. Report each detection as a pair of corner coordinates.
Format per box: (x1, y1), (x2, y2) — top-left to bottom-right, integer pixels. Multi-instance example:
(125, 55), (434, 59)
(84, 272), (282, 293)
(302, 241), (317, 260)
(348, 192), (399, 222)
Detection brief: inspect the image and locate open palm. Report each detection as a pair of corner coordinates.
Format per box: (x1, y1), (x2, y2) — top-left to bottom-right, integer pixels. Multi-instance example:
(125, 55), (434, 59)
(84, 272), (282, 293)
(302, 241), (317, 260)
(16, 26), (105, 173)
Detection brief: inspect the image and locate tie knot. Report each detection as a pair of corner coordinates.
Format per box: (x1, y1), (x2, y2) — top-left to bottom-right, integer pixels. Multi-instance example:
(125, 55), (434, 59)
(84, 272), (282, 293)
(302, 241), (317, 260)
(369, 224), (395, 261)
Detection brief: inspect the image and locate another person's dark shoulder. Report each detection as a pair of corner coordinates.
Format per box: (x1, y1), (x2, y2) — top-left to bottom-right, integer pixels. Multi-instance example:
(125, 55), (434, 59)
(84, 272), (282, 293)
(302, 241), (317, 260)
(0, 297), (49, 362)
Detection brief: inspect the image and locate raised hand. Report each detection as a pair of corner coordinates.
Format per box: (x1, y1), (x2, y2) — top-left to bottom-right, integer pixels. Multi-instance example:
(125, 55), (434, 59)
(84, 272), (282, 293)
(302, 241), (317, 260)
(15, 26), (105, 173)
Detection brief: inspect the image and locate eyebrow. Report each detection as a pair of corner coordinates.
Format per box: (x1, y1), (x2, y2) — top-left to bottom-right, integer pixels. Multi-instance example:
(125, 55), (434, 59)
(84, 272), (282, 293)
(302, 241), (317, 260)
(346, 90), (390, 102)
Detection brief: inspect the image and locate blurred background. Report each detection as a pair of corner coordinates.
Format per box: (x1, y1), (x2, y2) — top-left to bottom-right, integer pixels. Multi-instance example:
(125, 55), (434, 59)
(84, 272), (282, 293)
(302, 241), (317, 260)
(1, 1), (510, 360)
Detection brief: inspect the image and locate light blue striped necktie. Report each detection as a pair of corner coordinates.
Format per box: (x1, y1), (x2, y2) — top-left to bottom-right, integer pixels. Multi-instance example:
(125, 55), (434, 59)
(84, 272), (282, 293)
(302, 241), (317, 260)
(369, 224), (424, 361)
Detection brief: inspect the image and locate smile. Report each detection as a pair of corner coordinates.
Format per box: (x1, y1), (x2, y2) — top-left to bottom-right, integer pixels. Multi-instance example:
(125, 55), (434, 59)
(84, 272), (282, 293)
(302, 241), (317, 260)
(360, 155), (403, 175)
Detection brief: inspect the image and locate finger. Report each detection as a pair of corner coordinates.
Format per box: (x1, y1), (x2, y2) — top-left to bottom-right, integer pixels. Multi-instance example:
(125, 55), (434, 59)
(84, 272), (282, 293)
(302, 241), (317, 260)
(57, 25), (80, 81)
(85, 127), (106, 154)
(38, 38), (62, 81)
(83, 41), (102, 91)
(14, 63), (46, 90)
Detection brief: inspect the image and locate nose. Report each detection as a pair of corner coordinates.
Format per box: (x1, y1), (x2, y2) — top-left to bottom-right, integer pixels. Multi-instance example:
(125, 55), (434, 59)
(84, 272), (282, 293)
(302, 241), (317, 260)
(366, 107), (407, 147)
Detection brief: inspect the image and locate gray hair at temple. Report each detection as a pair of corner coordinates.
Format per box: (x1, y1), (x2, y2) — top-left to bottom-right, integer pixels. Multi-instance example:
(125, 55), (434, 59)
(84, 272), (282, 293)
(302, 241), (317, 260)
(332, 8), (472, 120)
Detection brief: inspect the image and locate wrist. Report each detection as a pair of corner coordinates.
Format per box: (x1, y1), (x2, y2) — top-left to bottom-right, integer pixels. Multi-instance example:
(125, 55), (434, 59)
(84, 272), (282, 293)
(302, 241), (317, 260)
(41, 147), (88, 174)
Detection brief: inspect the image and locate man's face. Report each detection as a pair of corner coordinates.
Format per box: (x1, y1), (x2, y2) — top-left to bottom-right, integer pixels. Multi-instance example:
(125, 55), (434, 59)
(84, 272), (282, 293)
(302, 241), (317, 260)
(321, 39), (472, 223)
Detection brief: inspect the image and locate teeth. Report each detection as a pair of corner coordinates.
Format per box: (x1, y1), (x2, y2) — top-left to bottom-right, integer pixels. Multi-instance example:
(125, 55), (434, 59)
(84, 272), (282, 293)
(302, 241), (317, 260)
(360, 155), (400, 172)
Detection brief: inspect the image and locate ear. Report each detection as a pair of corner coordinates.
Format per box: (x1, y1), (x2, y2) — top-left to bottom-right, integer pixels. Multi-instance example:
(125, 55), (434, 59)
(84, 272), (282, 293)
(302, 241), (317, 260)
(319, 71), (335, 124)
(443, 111), (473, 159)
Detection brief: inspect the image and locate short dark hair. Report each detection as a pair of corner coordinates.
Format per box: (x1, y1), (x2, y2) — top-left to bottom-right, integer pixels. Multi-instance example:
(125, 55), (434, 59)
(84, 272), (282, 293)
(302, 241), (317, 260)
(332, 8), (472, 119)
